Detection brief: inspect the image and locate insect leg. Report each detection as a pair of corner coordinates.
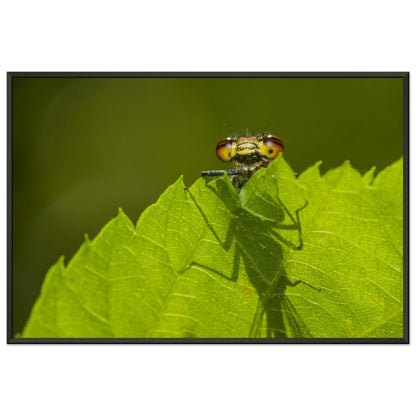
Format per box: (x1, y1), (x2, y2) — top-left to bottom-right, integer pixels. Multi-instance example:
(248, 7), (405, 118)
(273, 196), (308, 250)
(201, 170), (239, 177)
(284, 276), (321, 292)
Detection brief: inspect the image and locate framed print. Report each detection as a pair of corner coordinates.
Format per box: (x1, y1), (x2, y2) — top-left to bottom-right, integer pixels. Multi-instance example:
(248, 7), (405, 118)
(7, 72), (408, 343)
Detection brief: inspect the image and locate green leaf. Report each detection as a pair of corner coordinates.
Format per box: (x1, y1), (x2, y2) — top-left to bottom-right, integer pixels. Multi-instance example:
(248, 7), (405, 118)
(22, 156), (403, 338)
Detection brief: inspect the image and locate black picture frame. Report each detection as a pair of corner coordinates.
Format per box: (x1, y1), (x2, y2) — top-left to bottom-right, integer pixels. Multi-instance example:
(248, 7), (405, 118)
(7, 72), (409, 344)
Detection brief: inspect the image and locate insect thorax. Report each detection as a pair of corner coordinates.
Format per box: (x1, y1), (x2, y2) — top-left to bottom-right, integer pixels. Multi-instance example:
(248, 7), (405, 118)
(232, 159), (270, 191)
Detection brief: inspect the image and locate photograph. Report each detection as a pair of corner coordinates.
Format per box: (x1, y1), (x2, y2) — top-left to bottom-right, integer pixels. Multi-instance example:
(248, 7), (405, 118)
(8, 73), (408, 342)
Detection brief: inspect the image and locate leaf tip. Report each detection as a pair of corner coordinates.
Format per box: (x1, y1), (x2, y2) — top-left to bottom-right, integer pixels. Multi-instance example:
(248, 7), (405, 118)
(298, 160), (322, 181)
(116, 207), (134, 224)
(52, 256), (66, 274)
(174, 175), (185, 187)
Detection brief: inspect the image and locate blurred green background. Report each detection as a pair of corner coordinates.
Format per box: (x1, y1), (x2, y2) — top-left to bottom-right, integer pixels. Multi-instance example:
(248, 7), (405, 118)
(12, 76), (403, 333)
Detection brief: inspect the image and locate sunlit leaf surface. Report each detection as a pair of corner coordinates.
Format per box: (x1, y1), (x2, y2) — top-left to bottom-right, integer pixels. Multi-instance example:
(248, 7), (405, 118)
(23, 156), (403, 338)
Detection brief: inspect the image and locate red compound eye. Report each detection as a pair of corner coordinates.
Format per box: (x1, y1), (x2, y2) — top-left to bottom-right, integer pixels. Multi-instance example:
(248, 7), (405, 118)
(216, 137), (236, 162)
(260, 135), (284, 159)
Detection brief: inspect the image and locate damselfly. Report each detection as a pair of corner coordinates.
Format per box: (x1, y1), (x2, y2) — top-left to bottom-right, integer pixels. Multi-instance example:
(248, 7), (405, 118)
(201, 133), (284, 191)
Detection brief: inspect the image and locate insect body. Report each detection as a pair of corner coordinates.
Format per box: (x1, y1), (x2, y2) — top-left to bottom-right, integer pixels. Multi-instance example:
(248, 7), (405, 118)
(201, 134), (284, 191)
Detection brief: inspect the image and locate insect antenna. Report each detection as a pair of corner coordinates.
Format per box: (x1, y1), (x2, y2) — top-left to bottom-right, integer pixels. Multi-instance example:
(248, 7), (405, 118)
(222, 122), (235, 138)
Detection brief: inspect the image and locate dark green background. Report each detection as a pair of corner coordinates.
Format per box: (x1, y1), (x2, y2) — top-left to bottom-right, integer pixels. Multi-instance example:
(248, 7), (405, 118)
(12, 77), (403, 333)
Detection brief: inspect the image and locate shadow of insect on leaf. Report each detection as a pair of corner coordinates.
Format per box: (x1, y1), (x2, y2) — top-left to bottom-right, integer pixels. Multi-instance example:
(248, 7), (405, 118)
(185, 179), (320, 338)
